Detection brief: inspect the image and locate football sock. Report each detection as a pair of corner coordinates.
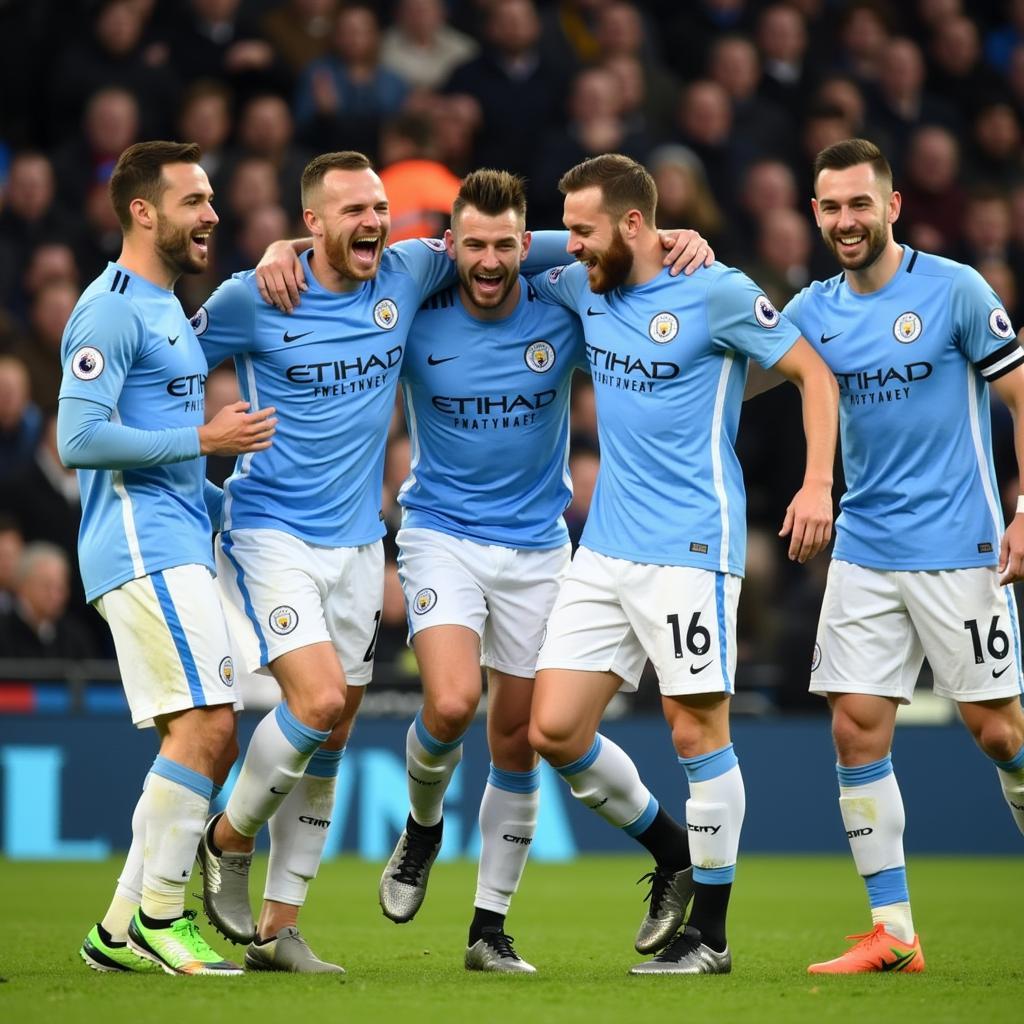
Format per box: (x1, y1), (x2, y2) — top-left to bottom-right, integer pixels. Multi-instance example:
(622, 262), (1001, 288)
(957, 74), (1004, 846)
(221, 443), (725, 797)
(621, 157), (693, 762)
(474, 764), (540, 915)
(680, 744), (745, 953)
(139, 756), (212, 921)
(991, 744), (1024, 837)
(407, 709), (464, 828)
(837, 756), (915, 943)
(102, 774), (148, 941)
(225, 703), (330, 838)
(264, 747), (344, 909)
(555, 734), (659, 836)
(633, 807), (691, 870)
(469, 907), (506, 945)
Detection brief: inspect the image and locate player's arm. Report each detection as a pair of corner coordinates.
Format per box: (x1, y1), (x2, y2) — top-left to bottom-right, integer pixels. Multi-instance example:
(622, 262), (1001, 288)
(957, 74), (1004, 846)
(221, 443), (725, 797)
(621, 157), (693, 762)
(203, 479), (224, 533)
(744, 289), (810, 400)
(58, 395), (276, 469)
(255, 237), (313, 312)
(770, 337), (838, 563)
(990, 365), (1024, 584)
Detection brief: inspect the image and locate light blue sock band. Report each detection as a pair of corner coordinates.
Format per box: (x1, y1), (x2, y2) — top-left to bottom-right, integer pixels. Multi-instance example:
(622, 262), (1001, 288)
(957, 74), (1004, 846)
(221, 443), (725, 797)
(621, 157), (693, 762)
(694, 865), (735, 885)
(678, 742), (738, 782)
(992, 744), (1024, 773)
(151, 755), (213, 800)
(414, 709), (464, 756)
(865, 866), (909, 907)
(556, 735), (603, 777)
(275, 702), (331, 755)
(836, 755), (893, 787)
(488, 763), (541, 793)
(306, 747), (345, 778)
(623, 794), (659, 837)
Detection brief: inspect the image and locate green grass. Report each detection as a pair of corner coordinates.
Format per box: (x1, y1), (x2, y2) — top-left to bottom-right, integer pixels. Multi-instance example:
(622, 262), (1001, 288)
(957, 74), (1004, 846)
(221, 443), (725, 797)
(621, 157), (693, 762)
(2, 856), (1020, 1023)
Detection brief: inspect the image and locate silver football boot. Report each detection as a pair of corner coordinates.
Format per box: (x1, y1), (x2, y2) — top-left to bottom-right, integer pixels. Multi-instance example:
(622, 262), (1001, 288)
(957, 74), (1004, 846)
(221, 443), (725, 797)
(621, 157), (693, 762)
(464, 928), (537, 974)
(630, 926), (732, 975)
(634, 865), (694, 954)
(195, 813), (256, 944)
(244, 927), (345, 974)
(378, 827), (442, 923)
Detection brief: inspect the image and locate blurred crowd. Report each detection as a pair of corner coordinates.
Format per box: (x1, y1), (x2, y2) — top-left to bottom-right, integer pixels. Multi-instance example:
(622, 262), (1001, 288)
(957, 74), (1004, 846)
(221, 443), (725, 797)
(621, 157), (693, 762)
(3, 0), (1024, 709)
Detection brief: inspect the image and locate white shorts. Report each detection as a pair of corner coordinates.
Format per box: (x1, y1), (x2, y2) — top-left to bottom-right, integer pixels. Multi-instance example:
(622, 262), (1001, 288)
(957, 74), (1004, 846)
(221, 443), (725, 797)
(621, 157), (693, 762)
(95, 564), (241, 729)
(535, 546), (740, 695)
(397, 527), (571, 678)
(216, 528), (384, 685)
(811, 559), (1024, 703)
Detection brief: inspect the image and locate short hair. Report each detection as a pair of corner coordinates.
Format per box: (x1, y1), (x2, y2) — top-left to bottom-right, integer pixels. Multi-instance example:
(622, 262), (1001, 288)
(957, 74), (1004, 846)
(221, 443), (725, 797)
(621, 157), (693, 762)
(452, 169), (527, 225)
(300, 151), (373, 209)
(16, 540), (68, 584)
(109, 140), (202, 231)
(813, 137), (893, 192)
(558, 153), (657, 224)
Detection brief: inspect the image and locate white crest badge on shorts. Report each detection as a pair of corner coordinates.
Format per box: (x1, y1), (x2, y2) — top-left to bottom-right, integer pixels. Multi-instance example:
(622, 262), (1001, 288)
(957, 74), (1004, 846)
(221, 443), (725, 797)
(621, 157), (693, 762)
(190, 306), (209, 336)
(71, 346), (105, 381)
(219, 656), (234, 686)
(269, 605), (298, 634)
(893, 311), (922, 343)
(373, 298), (399, 330)
(811, 643), (821, 673)
(648, 312), (679, 344)
(754, 294), (780, 329)
(413, 588), (437, 614)
(419, 238), (447, 253)
(524, 340), (555, 372)
(989, 307), (1014, 339)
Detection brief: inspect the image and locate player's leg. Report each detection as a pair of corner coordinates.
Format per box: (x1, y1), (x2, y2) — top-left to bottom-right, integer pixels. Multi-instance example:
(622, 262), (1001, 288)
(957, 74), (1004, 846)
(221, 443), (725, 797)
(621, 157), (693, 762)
(807, 561), (924, 975)
(958, 697), (1024, 835)
(628, 567), (740, 976)
(382, 528), (489, 923)
(84, 568), (242, 975)
(530, 548), (692, 956)
(466, 669), (538, 973)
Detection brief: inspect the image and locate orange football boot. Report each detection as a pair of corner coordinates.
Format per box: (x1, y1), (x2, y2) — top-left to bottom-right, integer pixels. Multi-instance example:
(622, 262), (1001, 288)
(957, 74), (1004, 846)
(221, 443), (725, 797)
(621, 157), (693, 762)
(808, 923), (925, 974)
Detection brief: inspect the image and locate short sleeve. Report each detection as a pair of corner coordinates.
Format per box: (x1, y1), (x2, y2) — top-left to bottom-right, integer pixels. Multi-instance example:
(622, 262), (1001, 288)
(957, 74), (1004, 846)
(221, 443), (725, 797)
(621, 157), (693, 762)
(706, 267), (802, 369)
(527, 262), (587, 313)
(192, 276), (256, 365)
(950, 266), (1024, 381)
(59, 293), (142, 409)
(388, 239), (458, 301)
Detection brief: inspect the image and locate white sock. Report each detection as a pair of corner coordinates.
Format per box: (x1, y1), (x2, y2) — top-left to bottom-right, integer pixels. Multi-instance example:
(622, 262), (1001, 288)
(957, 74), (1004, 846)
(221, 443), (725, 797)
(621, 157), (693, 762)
(992, 745), (1024, 837)
(101, 776), (148, 941)
(264, 748), (343, 907)
(837, 756), (914, 943)
(555, 734), (656, 833)
(407, 710), (464, 828)
(474, 765), (539, 914)
(139, 756), (212, 921)
(225, 703), (331, 838)
(679, 745), (745, 884)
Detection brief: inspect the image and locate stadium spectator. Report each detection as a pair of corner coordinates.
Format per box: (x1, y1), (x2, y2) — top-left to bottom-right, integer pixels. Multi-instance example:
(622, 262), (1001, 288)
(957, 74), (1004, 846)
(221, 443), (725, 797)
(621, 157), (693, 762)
(15, 282), (78, 415)
(967, 100), (1024, 189)
(0, 515), (23, 616)
(649, 145), (731, 259)
(898, 125), (967, 254)
(835, 1), (892, 86)
(985, 0), (1024, 73)
(260, 0), (337, 74)
(22, 244), (80, 305)
(927, 13), (1005, 117)
(232, 204), (292, 278)
(293, 4), (409, 158)
(445, 0), (568, 182)
(754, 2), (817, 111)
(0, 355), (42, 482)
(735, 157), (799, 244)
(662, 0), (755, 83)
(378, 113), (461, 242)
(0, 542), (97, 660)
(176, 81), (234, 193)
(380, 0), (479, 91)
(956, 189), (1024, 295)
(741, 207), (813, 309)
(675, 79), (743, 216)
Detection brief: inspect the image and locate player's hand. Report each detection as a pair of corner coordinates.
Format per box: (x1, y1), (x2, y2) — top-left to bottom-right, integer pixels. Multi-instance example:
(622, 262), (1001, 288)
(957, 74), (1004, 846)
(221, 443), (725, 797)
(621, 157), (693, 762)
(998, 515), (1024, 584)
(779, 481), (833, 563)
(256, 240), (308, 313)
(198, 401), (277, 456)
(659, 229), (714, 276)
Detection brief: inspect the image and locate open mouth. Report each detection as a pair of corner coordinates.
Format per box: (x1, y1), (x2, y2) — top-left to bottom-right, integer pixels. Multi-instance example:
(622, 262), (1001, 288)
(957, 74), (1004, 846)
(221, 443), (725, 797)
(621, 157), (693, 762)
(352, 236), (381, 266)
(191, 230), (211, 255)
(836, 234), (865, 252)
(474, 271), (504, 295)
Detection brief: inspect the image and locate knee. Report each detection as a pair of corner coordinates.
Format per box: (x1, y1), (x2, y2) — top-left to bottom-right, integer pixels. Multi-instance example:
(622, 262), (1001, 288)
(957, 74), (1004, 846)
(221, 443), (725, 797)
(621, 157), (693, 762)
(670, 719), (706, 761)
(528, 717), (576, 766)
(490, 721), (535, 771)
(294, 684), (346, 732)
(970, 715), (1024, 763)
(201, 706), (238, 758)
(427, 692), (477, 741)
(830, 709), (877, 761)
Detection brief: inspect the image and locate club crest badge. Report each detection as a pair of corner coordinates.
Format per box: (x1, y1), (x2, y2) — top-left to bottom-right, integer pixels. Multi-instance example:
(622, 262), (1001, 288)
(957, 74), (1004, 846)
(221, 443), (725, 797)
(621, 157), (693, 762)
(269, 605), (298, 634)
(893, 311), (922, 343)
(525, 340), (555, 372)
(413, 588), (437, 614)
(648, 312), (679, 343)
(373, 298), (399, 330)
(219, 657), (234, 686)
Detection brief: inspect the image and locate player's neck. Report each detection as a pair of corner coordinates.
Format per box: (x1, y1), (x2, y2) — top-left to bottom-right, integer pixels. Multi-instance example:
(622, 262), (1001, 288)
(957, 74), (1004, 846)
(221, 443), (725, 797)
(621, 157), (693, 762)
(308, 247), (363, 293)
(844, 240), (904, 295)
(626, 233), (667, 288)
(457, 277), (521, 321)
(116, 241), (178, 291)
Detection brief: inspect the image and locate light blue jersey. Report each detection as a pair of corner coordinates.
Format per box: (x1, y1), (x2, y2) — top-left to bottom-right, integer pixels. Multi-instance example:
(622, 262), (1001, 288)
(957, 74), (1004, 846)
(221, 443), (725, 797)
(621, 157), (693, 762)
(531, 261), (800, 573)
(399, 278), (586, 548)
(784, 245), (1023, 570)
(194, 240), (455, 546)
(58, 264), (212, 601)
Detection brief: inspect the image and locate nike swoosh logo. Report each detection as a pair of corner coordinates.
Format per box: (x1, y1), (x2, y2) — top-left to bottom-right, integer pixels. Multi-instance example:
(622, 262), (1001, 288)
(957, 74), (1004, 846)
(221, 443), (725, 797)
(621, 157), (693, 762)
(880, 948), (917, 972)
(427, 354), (458, 365)
(819, 332), (842, 344)
(586, 307), (606, 316)
(586, 797), (609, 809)
(689, 661), (712, 674)
(992, 664), (1011, 678)
(270, 786), (288, 795)
(282, 330), (313, 343)
(168, 336), (179, 345)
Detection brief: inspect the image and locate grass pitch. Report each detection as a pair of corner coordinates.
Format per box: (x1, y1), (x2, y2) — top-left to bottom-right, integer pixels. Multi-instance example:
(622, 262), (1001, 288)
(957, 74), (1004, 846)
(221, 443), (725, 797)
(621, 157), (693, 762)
(1, 855), (1020, 1024)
